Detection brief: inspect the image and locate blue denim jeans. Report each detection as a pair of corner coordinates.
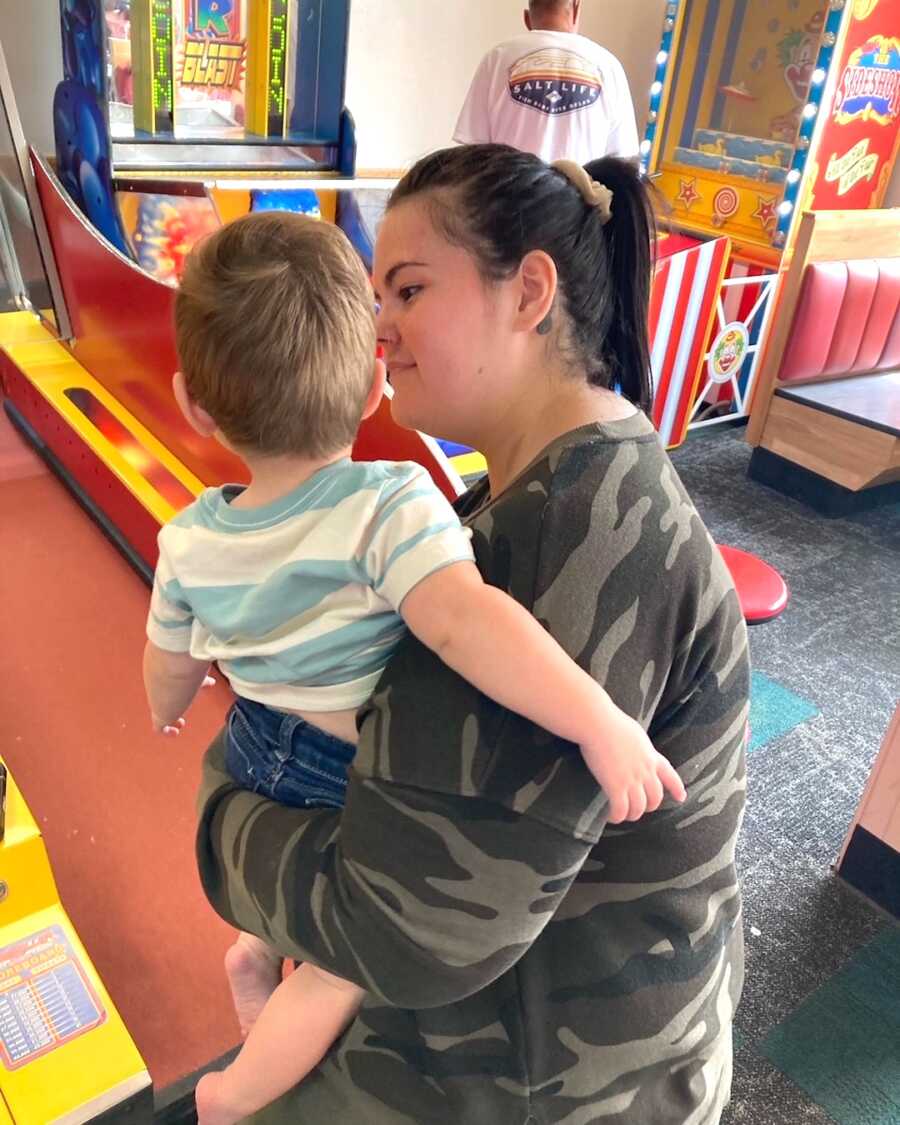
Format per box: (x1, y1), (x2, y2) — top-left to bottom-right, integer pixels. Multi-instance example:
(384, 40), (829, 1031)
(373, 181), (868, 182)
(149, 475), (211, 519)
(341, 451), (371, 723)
(225, 696), (356, 809)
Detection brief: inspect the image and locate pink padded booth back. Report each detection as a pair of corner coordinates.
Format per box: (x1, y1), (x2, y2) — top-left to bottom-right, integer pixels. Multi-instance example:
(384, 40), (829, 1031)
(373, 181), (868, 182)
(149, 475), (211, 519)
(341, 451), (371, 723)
(822, 260), (879, 376)
(855, 259), (900, 372)
(779, 259), (900, 383)
(779, 262), (848, 382)
(880, 302), (900, 371)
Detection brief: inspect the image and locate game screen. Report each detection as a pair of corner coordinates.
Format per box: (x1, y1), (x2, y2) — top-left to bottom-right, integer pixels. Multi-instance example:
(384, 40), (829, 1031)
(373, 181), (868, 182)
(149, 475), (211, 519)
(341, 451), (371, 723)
(660, 0), (828, 186)
(105, 1), (302, 141)
(172, 0), (248, 137)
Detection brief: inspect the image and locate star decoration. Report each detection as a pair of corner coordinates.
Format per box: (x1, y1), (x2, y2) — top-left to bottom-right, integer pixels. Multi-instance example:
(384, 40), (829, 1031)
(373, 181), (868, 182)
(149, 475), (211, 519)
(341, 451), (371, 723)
(676, 177), (702, 211)
(752, 195), (778, 230)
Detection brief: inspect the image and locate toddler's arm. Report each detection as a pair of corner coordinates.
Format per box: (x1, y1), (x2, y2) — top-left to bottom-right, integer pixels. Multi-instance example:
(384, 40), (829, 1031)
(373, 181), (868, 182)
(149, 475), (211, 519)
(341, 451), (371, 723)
(400, 562), (686, 823)
(143, 640), (211, 734)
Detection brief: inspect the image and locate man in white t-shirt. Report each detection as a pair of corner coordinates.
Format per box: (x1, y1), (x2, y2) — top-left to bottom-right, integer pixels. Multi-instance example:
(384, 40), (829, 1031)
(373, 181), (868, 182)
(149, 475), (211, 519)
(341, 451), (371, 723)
(454, 0), (639, 164)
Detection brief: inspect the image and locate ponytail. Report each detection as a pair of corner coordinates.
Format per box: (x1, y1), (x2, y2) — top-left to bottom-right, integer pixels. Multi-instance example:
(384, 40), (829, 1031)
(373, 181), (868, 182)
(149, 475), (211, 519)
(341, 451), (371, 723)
(584, 158), (655, 413)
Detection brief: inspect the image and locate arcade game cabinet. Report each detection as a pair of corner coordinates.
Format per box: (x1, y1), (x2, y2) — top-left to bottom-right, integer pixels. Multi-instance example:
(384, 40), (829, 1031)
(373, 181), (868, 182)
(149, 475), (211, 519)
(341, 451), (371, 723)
(639, 0), (898, 441)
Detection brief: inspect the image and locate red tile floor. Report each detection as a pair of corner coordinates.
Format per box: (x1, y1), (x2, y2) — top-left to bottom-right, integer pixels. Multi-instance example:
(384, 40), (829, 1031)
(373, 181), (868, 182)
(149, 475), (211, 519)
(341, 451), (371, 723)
(0, 403), (240, 1092)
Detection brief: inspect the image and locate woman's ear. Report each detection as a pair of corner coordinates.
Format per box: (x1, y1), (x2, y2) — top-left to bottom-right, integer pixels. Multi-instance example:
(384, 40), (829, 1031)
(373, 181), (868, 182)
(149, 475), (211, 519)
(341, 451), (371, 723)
(172, 371), (218, 438)
(515, 250), (558, 334)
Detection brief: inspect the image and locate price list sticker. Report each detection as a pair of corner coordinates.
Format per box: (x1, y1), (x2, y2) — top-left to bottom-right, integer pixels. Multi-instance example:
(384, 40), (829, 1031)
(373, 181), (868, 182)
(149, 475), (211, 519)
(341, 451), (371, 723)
(0, 926), (106, 1070)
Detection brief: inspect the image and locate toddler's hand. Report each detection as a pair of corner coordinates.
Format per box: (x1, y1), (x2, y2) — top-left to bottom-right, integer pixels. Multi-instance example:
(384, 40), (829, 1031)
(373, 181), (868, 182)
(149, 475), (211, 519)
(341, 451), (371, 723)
(152, 714), (187, 737)
(582, 713), (686, 824)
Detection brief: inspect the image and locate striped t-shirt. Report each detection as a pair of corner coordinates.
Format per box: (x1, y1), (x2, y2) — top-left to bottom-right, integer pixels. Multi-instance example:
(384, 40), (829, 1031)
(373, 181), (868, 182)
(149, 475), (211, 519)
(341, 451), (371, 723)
(146, 459), (474, 712)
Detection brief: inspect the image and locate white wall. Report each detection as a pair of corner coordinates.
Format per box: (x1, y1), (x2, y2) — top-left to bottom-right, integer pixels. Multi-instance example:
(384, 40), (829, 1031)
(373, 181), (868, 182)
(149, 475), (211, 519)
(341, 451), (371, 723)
(0, 0), (896, 203)
(579, 0), (668, 136)
(346, 0), (525, 170)
(0, 1), (62, 155)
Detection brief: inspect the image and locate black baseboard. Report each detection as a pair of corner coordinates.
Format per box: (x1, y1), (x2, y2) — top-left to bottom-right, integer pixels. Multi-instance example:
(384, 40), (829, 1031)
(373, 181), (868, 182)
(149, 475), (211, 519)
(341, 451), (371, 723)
(838, 826), (900, 920)
(748, 447), (900, 517)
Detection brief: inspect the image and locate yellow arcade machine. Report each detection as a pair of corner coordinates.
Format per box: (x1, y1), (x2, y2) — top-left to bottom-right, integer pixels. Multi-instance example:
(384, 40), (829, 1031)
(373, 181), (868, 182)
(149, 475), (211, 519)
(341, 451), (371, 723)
(0, 759), (151, 1124)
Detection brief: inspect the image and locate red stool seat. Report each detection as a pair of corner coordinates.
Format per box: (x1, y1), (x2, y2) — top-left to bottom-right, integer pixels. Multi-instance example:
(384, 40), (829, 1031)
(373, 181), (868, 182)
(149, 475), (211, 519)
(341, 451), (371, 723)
(718, 545), (789, 625)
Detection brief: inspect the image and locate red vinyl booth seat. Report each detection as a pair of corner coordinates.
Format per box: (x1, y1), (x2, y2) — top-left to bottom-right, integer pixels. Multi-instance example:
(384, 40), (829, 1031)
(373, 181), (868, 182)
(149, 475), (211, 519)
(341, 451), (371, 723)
(779, 258), (900, 384)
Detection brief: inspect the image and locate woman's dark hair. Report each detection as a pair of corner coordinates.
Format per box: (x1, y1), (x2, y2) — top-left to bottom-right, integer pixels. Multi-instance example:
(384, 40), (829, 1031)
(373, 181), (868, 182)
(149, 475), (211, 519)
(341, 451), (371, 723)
(387, 145), (656, 413)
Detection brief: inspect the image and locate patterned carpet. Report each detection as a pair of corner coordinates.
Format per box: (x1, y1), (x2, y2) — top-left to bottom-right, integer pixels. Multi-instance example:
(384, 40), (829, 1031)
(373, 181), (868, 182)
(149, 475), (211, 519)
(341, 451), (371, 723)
(670, 424), (900, 1125)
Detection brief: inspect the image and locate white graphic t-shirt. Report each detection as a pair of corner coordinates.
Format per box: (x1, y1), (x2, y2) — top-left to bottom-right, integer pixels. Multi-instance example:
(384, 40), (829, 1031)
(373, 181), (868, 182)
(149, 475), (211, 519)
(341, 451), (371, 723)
(454, 30), (639, 165)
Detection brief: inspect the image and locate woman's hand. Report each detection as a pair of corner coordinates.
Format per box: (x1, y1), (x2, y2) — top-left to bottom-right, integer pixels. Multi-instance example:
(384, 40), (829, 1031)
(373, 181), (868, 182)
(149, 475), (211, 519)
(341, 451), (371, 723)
(581, 713), (686, 824)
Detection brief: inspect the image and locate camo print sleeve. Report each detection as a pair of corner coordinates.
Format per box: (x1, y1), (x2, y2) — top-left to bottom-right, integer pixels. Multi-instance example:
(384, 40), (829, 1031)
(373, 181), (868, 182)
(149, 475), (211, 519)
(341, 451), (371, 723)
(195, 414), (749, 1123)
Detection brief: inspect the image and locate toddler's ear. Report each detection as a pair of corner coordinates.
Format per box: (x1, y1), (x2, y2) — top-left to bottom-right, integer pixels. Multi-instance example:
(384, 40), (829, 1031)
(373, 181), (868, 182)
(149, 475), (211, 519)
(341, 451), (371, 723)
(360, 358), (387, 421)
(172, 371), (217, 437)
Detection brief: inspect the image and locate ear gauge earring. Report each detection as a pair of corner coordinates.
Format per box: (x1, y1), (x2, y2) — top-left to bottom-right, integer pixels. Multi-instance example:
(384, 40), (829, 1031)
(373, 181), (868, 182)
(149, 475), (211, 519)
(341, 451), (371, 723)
(536, 314), (553, 336)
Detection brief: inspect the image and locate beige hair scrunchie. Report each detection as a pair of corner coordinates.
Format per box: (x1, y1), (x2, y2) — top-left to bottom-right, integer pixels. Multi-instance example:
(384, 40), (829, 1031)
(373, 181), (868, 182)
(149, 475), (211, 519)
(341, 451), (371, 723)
(552, 159), (614, 225)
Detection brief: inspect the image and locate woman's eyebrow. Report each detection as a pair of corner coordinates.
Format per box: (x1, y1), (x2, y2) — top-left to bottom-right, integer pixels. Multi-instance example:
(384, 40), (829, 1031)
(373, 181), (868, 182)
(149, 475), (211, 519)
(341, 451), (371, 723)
(383, 261), (427, 290)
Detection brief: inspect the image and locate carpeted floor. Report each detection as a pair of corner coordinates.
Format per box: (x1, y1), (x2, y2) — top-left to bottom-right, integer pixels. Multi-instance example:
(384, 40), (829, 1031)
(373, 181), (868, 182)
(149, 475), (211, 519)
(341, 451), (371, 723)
(670, 423), (900, 1125)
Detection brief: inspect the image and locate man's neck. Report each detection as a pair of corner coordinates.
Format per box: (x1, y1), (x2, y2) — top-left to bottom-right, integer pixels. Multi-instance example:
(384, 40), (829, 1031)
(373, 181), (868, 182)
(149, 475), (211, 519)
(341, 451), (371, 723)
(531, 21), (576, 33)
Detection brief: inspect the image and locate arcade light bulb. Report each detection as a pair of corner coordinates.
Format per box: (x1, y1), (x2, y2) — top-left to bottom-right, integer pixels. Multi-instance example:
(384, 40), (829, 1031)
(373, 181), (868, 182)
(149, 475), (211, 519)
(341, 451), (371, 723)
(787, 169), (802, 184)
(656, 51), (669, 65)
(651, 82), (663, 96)
(778, 201), (794, 216)
(640, 140), (652, 155)
(811, 68), (827, 85)
(802, 103), (818, 119)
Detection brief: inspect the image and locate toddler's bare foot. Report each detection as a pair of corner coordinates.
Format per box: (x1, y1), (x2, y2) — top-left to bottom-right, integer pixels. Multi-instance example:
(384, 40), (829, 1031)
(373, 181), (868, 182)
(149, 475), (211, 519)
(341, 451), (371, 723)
(224, 933), (282, 1038)
(195, 1070), (242, 1125)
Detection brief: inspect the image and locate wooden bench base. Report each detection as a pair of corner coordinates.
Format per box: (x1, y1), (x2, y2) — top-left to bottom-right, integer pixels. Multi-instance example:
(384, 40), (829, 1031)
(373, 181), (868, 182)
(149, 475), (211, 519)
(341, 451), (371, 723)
(761, 389), (900, 491)
(748, 446), (900, 516)
(750, 372), (900, 512)
(836, 706), (900, 920)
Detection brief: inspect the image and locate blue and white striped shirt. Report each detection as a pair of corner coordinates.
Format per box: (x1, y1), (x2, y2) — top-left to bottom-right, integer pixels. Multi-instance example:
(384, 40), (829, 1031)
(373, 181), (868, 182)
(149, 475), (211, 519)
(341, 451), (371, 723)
(146, 459), (474, 711)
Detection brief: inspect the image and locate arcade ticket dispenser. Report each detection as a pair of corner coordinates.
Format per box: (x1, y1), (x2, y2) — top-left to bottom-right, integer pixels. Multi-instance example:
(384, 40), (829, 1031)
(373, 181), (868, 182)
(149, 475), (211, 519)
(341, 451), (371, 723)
(643, 0), (900, 266)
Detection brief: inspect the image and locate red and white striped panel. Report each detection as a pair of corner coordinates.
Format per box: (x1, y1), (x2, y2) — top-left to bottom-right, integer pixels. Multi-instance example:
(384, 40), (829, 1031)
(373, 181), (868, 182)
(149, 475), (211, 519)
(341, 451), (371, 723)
(649, 237), (731, 449)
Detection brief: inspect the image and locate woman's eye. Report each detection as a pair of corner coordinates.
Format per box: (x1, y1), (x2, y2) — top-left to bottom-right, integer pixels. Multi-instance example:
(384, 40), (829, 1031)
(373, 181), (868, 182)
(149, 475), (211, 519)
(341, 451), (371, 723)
(399, 285), (422, 303)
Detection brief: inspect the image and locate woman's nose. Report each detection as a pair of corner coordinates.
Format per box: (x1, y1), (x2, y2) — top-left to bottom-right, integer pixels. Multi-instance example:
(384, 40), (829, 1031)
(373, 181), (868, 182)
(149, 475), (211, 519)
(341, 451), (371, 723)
(375, 302), (396, 346)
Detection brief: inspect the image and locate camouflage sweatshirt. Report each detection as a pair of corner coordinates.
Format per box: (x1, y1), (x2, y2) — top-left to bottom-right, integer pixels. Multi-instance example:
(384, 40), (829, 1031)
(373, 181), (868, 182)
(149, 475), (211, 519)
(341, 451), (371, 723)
(196, 414), (749, 1124)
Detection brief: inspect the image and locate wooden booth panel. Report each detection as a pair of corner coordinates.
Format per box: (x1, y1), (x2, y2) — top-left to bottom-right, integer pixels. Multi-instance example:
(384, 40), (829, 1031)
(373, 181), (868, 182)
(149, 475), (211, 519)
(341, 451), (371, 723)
(761, 396), (900, 491)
